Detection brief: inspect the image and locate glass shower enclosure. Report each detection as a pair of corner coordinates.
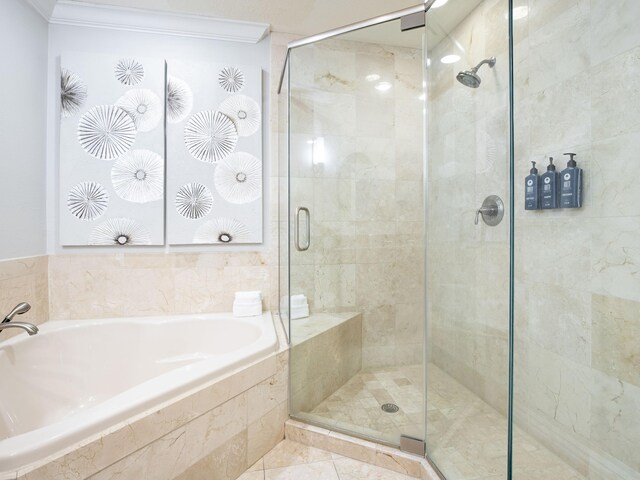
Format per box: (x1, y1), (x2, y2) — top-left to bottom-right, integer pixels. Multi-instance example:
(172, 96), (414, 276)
(284, 6), (429, 448)
(279, 1), (640, 479)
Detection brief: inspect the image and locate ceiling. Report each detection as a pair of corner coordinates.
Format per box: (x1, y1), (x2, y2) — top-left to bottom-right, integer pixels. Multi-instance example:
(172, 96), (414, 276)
(30, 0), (484, 49)
(340, 0), (483, 50)
(61, 0), (420, 35)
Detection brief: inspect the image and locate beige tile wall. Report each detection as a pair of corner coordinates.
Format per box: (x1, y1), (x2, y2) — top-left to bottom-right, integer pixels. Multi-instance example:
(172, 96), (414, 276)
(426, 0), (511, 414)
(47, 252), (274, 320)
(288, 37), (425, 369)
(290, 313), (362, 413)
(513, 0), (640, 476)
(427, 0), (640, 477)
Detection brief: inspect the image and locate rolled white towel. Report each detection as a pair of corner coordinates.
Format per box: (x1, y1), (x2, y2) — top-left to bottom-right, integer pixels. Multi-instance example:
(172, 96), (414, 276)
(290, 294), (308, 307)
(235, 291), (262, 300)
(291, 305), (309, 320)
(233, 302), (262, 317)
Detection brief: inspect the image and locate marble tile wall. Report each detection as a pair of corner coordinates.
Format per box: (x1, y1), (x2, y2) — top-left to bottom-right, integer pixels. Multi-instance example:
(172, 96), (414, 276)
(288, 37), (426, 369)
(47, 252), (274, 320)
(512, 0), (640, 476)
(290, 313), (362, 413)
(0, 256), (48, 341)
(427, 0), (640, 478)
(426, 0), (511, 417)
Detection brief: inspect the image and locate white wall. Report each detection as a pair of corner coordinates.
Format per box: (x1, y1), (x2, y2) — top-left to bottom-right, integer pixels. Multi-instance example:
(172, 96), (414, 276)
(46, 24), (271, 254)
(0, 0), (49, 260)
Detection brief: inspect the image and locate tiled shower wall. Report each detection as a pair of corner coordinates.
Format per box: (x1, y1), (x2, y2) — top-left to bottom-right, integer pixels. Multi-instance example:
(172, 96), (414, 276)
(289, 38), (425, 369)
(427, 0), (640, 477)
(427, 0), (511, 413)
(513, 0), (640, 476)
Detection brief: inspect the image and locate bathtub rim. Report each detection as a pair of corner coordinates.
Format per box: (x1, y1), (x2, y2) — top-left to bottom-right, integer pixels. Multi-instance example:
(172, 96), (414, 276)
(0, 311), (280, 475)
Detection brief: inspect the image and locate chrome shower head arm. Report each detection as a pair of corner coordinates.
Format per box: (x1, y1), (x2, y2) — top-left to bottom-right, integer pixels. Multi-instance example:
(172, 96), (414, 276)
(472, 56), (496, 72)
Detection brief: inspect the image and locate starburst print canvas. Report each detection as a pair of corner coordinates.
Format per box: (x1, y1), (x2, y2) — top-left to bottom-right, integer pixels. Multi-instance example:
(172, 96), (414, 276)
(59, 53), (165, 246)
(166, 60), (263, 245)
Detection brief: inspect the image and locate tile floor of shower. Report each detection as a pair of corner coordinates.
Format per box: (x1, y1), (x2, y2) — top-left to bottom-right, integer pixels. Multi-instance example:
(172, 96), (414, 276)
(300, 364), (584, 480)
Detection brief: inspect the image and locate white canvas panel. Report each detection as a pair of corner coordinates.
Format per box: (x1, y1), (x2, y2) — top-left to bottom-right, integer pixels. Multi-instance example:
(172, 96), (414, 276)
(59, 53), (165, 246)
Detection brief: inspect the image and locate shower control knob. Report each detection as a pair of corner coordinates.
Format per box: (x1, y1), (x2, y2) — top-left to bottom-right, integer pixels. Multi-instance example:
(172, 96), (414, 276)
(475, 195), (504, 226)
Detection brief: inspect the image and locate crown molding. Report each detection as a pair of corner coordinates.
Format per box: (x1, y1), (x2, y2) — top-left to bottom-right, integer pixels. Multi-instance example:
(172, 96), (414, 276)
(23, 0), (57, 20)
(49, 1), (270, 43)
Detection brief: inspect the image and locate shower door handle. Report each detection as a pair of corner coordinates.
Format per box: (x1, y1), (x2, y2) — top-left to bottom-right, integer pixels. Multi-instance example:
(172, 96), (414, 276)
(295, 207), (311, 251)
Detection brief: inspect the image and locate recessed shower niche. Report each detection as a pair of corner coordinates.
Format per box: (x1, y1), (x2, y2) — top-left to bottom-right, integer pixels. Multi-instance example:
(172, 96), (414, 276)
(59, 53), (263, 247)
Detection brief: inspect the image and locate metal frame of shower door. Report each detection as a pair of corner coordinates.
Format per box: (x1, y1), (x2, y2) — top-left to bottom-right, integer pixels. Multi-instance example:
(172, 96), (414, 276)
(277, 0), (438, 94)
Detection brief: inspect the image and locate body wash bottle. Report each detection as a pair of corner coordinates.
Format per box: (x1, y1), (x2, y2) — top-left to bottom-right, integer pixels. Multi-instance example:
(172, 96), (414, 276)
(525, 161), (540, 210)
(559, 152), (583, 208)
(541, 157), (559, 209)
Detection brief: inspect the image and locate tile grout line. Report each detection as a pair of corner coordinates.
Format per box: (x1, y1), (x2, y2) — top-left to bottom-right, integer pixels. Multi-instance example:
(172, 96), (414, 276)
(331, 459), (342, 480)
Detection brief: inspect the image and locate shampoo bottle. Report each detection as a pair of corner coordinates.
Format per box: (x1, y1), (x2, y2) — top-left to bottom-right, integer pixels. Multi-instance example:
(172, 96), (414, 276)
(525, 161), (540, 210)
(559, 153), (583, 208)
(541, 157), (559, 209)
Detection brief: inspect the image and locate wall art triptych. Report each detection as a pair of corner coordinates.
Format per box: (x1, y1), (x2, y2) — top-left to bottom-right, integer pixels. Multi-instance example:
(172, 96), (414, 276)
(59, 52), (263, 246)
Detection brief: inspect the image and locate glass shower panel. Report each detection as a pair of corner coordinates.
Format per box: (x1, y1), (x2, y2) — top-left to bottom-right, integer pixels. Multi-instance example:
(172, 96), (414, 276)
(424, 1), (511, 479)
(287, 16), (427, 447)
(278, 56), (290, 339)
(512, 1), (640, 478)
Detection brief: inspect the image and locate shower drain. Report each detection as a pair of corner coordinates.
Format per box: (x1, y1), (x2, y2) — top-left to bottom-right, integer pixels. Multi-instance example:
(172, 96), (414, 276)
(381, 403), (400, 413)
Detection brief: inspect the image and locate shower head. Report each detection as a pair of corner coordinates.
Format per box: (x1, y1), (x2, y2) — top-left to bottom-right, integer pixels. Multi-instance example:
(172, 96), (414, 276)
(457, 70), (482, 88)
(456, 57), (496, 88)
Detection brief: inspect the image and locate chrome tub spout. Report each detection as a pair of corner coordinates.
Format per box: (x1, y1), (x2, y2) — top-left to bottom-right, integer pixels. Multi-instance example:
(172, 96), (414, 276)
(0, 322), (38, 336)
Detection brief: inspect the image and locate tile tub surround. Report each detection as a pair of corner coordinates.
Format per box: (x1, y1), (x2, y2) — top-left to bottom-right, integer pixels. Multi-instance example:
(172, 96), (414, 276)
(288, 36), (426, 369)
(47, 252), (275, 321)
(9, 324), (288, 480)
(0, 256), (48, 342)
(290, 312), (362, 413)
(238, 439), (420, 480)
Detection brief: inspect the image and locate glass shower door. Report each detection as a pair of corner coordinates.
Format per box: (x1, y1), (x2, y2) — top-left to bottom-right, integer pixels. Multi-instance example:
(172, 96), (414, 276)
(286, 14), (428, 448)
(424, 1), (512, 479)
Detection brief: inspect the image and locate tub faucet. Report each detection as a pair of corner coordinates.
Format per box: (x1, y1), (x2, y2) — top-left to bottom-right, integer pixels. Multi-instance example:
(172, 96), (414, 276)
(0, 322), (38, 336)
(1, 302), (38, 335)
(3, 302), (31, 324)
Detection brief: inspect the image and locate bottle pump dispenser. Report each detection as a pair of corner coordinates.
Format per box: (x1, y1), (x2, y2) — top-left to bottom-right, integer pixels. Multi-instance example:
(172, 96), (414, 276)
(559, 153), (583, 208)
(541, 157), (559, 209)
(525, 161), (540, 210)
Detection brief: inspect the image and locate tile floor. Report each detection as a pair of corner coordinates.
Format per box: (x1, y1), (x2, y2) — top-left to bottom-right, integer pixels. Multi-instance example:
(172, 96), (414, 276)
(309, 364), (424, 443)
(239, 439), (415, 480)
(304, 363), (585, 480)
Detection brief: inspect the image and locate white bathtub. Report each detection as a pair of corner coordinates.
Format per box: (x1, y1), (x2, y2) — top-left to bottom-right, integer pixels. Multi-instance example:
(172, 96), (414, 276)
(0, 312), (278, 473)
